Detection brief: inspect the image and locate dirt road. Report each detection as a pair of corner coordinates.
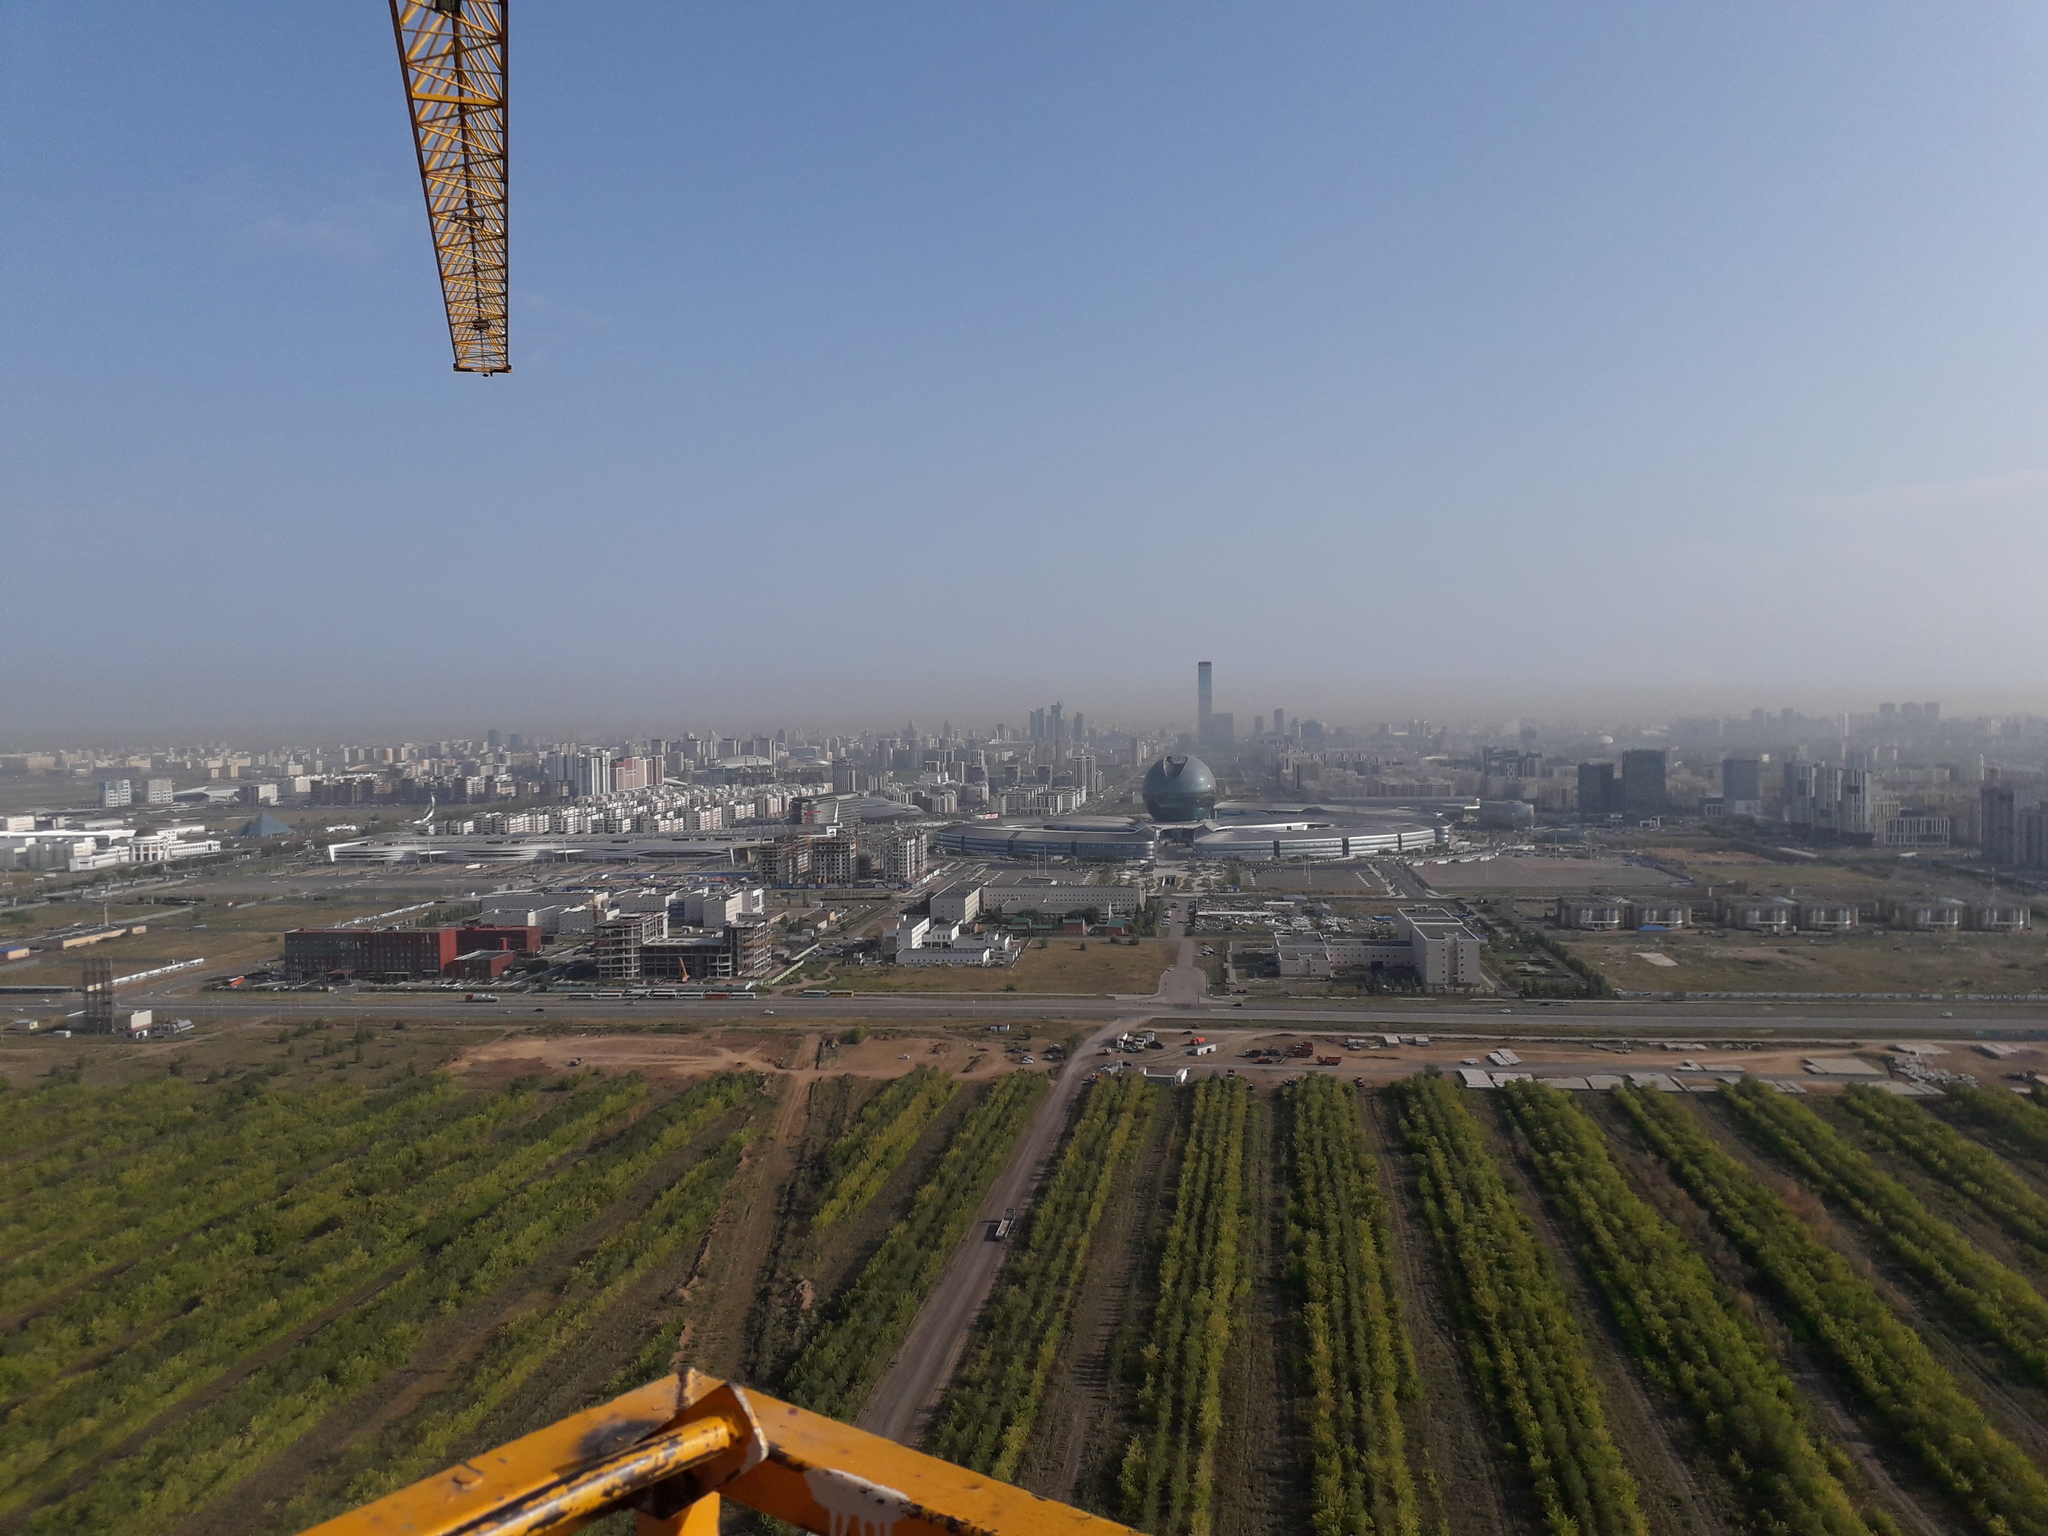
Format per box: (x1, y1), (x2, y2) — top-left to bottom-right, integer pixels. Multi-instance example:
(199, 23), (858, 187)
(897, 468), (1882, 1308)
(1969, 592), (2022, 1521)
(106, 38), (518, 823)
(855, 1015), (1137, 1444)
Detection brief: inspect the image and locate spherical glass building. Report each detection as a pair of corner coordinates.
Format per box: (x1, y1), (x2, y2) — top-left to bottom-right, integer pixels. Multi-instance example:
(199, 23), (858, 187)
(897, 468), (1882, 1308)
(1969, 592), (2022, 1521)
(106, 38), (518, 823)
(1142, 755), (1218, 823)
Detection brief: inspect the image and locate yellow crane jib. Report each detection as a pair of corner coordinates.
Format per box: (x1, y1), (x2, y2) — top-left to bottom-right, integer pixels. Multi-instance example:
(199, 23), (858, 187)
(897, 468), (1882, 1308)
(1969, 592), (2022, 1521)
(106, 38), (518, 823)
(301, 1371), (1141, 1536)
(388, 0), (510, 374)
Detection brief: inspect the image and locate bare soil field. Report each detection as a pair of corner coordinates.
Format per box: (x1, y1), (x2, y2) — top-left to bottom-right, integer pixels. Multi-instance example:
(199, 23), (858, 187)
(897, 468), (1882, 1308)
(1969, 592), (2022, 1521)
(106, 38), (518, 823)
(450, 1025), (1024, 1084)
(0, 893), (401, 990)
(829, 937), (1174, 995)
(1568, 928), (2048, 994)
(1418, 855), (1689, 893)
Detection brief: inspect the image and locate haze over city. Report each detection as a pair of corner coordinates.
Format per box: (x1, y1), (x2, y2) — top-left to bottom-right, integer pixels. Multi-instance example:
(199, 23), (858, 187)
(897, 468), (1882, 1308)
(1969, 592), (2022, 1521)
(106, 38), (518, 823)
(10, 4), (2048, 734)
(20, 10), (2048, 1536)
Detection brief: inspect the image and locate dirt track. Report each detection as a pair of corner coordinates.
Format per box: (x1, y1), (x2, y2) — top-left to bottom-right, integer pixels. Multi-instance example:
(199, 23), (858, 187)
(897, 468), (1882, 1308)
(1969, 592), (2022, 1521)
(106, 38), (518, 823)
(855, 1017), (1139, 1444)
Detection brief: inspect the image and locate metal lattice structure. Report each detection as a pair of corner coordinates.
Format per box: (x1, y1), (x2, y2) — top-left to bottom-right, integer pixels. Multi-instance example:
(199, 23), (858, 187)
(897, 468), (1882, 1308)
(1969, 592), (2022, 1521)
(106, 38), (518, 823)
(388, 0), (510, 374)
(80, 957), (115, 1034)
(304, 1370), (1143, 1536)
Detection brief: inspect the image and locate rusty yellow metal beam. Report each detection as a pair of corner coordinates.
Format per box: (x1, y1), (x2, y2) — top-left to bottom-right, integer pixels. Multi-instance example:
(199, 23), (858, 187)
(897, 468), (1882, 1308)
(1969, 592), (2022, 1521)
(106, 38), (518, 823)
(388, 0), (509, 374)
(300, 1372), (1141, 1536)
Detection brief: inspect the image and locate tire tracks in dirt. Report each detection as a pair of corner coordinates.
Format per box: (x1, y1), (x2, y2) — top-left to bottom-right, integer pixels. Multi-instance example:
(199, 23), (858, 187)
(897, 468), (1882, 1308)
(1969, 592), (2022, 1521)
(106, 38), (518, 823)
(1478, 1095), (1723, 1536)
(856, 1020), (1136, 1446)
(1364, 1090), (1520, 1536)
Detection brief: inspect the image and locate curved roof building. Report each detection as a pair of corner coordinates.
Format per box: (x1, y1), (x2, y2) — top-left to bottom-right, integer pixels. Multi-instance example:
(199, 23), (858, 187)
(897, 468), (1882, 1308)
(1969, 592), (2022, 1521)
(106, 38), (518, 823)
(1142, 755), (1217, 823)
(1192, 821), (1442, 861)
(935, 819), (1158, 862)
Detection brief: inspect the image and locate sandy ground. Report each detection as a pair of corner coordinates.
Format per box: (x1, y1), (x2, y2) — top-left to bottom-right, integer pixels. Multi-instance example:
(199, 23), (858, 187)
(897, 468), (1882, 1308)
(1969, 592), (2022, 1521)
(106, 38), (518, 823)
(449, 1027), (1027, 1085)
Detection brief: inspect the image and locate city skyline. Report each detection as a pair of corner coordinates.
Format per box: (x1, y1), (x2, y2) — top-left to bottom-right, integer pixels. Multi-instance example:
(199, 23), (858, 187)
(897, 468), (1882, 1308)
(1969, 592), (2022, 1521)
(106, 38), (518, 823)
(11, 6), (2048, 731)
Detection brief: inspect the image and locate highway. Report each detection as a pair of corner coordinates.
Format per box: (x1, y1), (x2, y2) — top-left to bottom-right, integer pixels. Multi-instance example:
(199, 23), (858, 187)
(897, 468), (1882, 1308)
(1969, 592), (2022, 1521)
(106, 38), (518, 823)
(111, 981), (2048, 1040)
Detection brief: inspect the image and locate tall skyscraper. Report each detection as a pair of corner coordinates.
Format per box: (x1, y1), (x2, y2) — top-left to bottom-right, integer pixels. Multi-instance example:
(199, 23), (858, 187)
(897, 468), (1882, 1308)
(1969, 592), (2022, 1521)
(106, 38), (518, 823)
(1722, 757), (1762, 812)
(1621, 749), (1668, 815)
(1983, 783), (2019, 865)
(1198, 661), (1213, 742)
(1578, 763), (1617, 818)
(571, 750), (613, 797)
(1272, 707), (1285, 738)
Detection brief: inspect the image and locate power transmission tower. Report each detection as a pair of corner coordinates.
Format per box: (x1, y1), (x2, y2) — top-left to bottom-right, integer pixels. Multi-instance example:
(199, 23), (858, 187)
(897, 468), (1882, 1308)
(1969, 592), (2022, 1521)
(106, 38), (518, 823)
(81, 957), (115, 1034)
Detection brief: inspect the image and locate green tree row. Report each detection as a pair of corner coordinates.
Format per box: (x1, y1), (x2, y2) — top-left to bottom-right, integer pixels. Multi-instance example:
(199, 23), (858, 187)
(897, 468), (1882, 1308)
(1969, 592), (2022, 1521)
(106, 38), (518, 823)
(782, 1071), (1047, 1419)
(1499, 1082), (1881, 1536)
(930, 1071), (1154, 1479)
(1393, 1076), (1645, 1536)
(1718, 1078), (2048, 1387)
(0, 1076), (645, 1496)
(0, 1069), (434, 1224)
(1118, 1077), (1251, 1536)
(0, 1073), (252, 1162)
(1936, 1083), (2048, 1166)
(1616, 1085), (2048, 1536)
(2, 1075), (453, 1314)
(1282, 1077), (1424, 1536)
(274, 1118), (760, 1530)
(1840, 1085), (2048, 1262)
(813, 1065), (959, 1228)
(22, 1072), (762, 1536)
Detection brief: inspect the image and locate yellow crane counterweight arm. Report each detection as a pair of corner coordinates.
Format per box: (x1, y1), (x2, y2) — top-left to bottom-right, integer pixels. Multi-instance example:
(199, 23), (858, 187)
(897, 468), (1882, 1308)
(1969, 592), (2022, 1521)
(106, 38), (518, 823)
(300, 1371), (1141, 1536)
(389, 0), (510, 374)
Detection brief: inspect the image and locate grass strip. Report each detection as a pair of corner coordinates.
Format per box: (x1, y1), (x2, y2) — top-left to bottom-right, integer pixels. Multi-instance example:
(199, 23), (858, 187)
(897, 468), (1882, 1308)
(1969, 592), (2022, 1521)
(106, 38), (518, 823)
(930, 1070), (1152, 1479)
(1618, 1085), (2048, 1536)
(1500, 1082), (1880, 1536)
(782, 1071), (1047, 1420)
(1394, 1076), (1645, 1536)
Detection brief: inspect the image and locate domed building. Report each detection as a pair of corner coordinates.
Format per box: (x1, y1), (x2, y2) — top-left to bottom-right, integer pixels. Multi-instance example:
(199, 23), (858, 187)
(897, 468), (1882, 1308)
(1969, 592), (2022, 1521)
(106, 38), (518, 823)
(1142, 754), (1218, 823)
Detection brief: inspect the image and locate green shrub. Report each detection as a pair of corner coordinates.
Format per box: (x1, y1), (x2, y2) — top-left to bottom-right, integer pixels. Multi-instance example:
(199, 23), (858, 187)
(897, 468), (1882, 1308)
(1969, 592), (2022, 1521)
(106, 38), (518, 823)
(1394, 1076), (1643, 1536)
(1501, 1082), (1877, 1536)
(1618, 1086), (2048, 1536)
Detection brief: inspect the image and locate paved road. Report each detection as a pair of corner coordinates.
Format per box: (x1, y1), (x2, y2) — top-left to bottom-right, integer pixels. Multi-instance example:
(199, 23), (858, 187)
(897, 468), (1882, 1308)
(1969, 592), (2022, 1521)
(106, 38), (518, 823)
(855, 1015), (1137, 1445)
(107, 984), (2048, 1036)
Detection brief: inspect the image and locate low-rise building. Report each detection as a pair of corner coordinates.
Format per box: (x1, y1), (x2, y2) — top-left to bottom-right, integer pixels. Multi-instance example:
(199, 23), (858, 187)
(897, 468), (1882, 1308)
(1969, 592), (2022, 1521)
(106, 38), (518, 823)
(1555, 899), (1626, 931)
(891, 914), (1019, 967)
(1799, 902), (1859, 932)
(1723, 897), (1798, 934)
(980, 879), (1147, 918)
(1397, 907), (1485, 986)
(1278, 908), (1483, 987)
(930, 882), (983, 924)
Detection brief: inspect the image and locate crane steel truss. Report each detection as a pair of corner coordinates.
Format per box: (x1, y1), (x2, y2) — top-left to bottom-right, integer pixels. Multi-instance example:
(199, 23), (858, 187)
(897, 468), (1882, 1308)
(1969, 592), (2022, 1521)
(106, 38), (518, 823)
(388, 0), (510, 374)
(303, 1371), (1140, 1536)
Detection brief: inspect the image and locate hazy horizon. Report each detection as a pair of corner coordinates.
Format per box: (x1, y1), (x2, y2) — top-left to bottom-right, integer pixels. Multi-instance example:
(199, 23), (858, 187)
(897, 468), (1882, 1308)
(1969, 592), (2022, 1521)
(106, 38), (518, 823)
(10, 4), (2048, 735)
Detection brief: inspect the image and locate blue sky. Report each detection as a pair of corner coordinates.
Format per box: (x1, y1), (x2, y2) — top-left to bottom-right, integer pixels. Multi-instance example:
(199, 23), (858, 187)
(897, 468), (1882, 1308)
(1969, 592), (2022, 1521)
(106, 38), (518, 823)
(7, 3), (2048, 737)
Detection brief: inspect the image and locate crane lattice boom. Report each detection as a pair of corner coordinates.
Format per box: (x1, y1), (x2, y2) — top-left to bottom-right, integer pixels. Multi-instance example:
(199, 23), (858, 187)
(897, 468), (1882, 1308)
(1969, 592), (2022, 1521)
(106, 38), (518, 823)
(389, 0), (509, 374)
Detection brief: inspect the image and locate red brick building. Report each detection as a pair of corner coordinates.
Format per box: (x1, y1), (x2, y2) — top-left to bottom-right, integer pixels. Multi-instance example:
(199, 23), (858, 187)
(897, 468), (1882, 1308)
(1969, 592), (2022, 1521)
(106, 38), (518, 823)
(283, 924), (541, 982)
